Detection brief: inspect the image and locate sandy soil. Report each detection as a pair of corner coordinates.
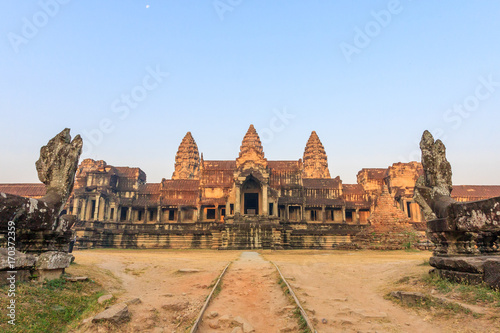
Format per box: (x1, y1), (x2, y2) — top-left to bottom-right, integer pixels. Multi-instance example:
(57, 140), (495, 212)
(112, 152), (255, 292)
(68, 249), (239, 333)
(66, 249), (498, 333)
(264, 250), (438, 333)
(197, 252), (299, 332)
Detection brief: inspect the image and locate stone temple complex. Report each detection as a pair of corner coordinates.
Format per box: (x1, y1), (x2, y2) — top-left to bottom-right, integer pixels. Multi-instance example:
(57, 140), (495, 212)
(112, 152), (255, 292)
(2, 125), (500, 249)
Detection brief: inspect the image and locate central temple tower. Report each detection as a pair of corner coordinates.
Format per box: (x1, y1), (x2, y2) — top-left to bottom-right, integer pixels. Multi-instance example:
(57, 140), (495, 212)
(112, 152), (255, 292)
(233, 124), (271, 216)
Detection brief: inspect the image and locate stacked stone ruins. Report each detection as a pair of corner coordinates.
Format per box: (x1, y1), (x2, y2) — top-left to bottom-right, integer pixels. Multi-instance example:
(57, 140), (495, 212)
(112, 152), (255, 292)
(414, 131), (500, 288)
(2, 126), (500, 251)
(0, 129), (82, 283)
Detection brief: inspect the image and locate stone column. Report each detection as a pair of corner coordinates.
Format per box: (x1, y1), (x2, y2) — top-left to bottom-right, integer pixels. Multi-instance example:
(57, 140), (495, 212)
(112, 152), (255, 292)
(93, 195), (100, 221)
(73, 198), (80, 219)
(226, 201), (231, 217)
(285, 204), (290, 221)
(83, 198), (89, 220)
(177, 207), (182, 223)
(157, 206), (161, 222)
(235, 186), (241, 215)
(262, 185), (268, 215)
(355, 208), (360, 225)
(402, 199), (408, 216)
(127, 206), (132, 222)
(85, 197), (92, 220)
(342, 206), (346, 223)
(197, 206), (202, 221)
(274, 202), (278, 216)
(322, 205), (326, 223)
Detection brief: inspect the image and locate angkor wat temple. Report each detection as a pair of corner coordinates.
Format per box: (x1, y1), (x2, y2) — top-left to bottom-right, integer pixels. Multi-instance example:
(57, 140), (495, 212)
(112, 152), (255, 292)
(2, 125), (499, 249)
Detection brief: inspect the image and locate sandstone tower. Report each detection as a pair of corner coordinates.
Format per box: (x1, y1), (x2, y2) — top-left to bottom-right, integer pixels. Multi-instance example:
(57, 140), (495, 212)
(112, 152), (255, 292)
(303, 131), (331, 178)
(172, 132), (200, 180)
(236, 124), (267, 168)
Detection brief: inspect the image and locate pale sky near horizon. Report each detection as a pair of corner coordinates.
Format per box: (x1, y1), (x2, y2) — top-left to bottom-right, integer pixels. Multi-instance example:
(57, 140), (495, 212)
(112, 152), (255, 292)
(1, 1), (499, 185)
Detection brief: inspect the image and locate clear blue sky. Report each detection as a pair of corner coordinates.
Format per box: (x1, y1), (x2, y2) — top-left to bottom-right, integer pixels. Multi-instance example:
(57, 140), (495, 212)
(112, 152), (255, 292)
(1, 0), (499, 185)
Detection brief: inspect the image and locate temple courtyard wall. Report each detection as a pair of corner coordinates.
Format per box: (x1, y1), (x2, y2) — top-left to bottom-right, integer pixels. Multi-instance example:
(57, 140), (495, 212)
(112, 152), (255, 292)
(73, 220), (368, 250)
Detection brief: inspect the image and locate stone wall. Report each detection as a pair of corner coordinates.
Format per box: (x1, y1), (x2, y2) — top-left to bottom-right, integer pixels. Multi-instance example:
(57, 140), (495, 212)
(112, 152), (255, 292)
(74, 219), (366, 250)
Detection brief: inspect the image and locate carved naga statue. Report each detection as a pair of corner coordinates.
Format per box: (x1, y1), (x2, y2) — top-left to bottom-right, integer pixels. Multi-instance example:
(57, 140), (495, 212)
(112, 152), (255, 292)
(0, 128), (83, 252)
(413, 130), (456, 221)
(414, 130), (500, 257)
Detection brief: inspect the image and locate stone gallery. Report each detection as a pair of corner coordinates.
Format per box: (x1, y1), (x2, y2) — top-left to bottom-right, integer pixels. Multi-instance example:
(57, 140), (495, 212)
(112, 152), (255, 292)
(1, 126), (500, 250)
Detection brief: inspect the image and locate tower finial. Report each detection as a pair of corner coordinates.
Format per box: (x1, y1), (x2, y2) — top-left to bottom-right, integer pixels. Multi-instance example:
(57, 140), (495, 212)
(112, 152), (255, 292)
(303, 130), (330, 178)
(172, 132), (200, 180)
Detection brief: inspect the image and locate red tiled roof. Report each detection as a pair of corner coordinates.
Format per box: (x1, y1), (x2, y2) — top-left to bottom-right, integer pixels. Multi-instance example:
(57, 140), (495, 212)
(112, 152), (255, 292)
(114, 166), (146, 180)
(303, 177), (341, 189)
(139, 183), (161, 194)
(452, 185), (500, 200)
(268, 160), (302, 171)
(161, 179), (200, 191)
(0, 183), (46, 198)
(133, 195), (160, 207)
(342, 184), (364, 195)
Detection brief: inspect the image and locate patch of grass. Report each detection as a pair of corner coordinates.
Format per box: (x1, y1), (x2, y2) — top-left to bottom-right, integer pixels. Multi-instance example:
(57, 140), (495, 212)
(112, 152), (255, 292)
(389, 291), (471, 317)
(0, 277), (106, 333)
(277, 277), (289, 295)
(422, 274), (500, 306)
(293, 307), (312, 333)
(277, 276), (311, 333)
(212, 281), (223, 298)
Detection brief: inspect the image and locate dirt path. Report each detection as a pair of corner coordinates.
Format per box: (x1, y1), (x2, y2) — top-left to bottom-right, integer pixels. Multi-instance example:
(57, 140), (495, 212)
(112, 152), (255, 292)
(68, 250), (239, 332)
(197, 252), (299, 333)
(66, 249), (497, 333)
(263, 251), (442, 333)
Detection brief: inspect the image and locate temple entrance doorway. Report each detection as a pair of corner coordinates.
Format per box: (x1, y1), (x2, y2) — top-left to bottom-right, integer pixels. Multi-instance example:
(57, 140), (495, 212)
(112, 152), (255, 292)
(244, 193), (259, 215)
(241, 176), (261, 215)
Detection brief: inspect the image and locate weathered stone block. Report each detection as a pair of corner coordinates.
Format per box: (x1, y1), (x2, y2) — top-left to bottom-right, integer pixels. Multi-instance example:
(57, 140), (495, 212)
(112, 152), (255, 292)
(35, 251), (73, 270)
(0, 249), (36, 270)
(484, 259), (500, 289)
(92, 302), (130, 324)
(390, 291), (428, 306)
(431, 268), (483, 285)
(429, 256), (486, 274)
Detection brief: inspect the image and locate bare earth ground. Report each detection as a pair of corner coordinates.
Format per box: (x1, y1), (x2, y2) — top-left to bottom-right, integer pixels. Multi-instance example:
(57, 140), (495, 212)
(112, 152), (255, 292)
(197, 252), (299, 332)
(68, 249), (239, 333)
(66, 249), (499, 333)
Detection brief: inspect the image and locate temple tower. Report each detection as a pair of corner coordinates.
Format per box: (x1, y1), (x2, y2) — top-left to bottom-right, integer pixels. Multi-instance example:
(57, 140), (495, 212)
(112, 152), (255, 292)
(236, 124), (267, 169)
(234, 125), (270, 216)
(172, 132), (200, 180)
(303, 131), (331, 178)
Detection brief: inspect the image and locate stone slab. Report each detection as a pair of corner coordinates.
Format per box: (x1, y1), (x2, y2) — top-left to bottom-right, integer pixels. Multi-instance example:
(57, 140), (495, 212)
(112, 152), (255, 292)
(36, 251), (73, 270)
(429, 256), (486, 274)
(431, 268), (483, 285)
(0, 249), (36, 270)
(92, 302), (130, 324)
(484, 258), (500, 289)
